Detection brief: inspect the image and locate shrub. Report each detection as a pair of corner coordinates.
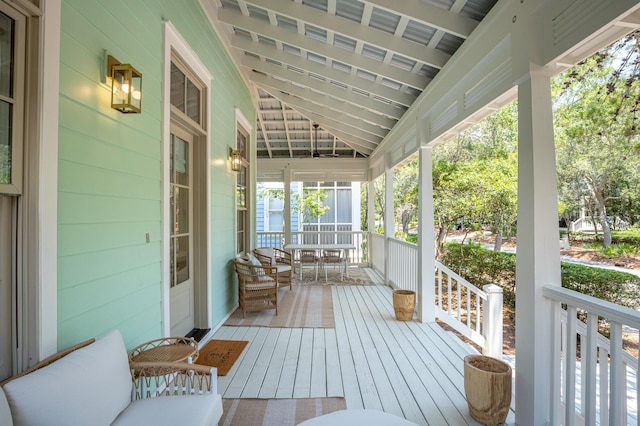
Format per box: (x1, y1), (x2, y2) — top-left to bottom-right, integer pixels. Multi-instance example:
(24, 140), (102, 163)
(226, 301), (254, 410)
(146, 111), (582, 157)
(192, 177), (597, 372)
(439, 242), (640, 314)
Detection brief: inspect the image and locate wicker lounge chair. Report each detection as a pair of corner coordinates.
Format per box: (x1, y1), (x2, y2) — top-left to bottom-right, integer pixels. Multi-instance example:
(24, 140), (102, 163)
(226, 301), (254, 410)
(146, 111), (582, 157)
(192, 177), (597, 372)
(233, 257), (279, 317)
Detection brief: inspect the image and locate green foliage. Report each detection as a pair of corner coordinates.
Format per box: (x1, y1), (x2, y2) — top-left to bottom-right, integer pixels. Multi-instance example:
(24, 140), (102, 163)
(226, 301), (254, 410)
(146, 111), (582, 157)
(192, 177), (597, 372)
(259, 186), (330, 222)
(561, 263), (639, 309)
(554, 32), (640, 247)
(583, 242), (639, 257)
(395, 231), (418, 244)
(439, 242), (640, 315)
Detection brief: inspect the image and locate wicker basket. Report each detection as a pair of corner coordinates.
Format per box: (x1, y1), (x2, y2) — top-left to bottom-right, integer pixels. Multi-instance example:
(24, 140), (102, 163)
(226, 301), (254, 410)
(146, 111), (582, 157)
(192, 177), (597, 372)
(392, 290), (415, 321)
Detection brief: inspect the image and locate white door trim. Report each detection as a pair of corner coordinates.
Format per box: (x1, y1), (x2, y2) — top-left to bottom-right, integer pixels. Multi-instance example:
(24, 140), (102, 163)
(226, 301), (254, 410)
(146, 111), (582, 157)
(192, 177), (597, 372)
(162, 21), (212, 336)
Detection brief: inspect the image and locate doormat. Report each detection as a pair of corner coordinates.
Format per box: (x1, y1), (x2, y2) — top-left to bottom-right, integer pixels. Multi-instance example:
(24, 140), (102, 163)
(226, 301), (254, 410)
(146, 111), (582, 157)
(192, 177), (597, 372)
(195, 340), (248, 376)
(219, 397), (346, 426)
(185, 327), (210, 342)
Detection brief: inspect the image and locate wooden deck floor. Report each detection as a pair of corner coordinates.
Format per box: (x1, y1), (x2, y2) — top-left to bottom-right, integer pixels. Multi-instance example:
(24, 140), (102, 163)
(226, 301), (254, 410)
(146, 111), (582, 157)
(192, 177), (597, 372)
(213, 281), (516, 425)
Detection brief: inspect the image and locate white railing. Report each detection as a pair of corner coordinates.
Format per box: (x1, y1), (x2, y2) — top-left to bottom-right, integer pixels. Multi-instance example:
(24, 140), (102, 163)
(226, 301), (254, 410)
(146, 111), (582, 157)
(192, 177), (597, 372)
(388, 238), (418, 293)
(256, 231), (368, 265)
(435, 261), (503, 358)
(370, 232), (385, 274)
(544, 285), (639, 425)
(383, 235), (503, 357)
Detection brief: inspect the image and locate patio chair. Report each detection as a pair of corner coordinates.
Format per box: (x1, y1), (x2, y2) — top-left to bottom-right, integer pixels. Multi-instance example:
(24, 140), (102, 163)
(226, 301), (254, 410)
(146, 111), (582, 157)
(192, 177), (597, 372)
(233, 257), (279, 318)
(299, 249), (321, 280)
(322, 249), (345, 282)
(253, 247), (292, 290)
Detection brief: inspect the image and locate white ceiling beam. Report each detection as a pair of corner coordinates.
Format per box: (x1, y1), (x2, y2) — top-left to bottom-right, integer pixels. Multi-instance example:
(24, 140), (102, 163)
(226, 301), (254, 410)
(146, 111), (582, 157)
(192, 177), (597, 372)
(244, 0), (451, 69)
(263, 92), (379, 152)
(250, 73), (391, 137)
(231, 36), (422, 105)
(241, 55), (403, 120)
(363, 0), (478, 39)
(264, 103), (381, 155)
(242, 56), (397, 126)
(220, 7), (429, 90)
(256, 110), (274, 157)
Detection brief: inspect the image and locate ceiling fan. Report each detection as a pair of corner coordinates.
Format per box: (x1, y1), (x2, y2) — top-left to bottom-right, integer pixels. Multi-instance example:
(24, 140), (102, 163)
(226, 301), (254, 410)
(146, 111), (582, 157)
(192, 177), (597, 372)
(312, 123), (339, 158)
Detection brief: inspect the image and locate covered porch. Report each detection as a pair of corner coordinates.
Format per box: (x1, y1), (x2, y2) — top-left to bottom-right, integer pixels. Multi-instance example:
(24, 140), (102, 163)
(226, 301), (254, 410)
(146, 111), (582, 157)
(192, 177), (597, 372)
(214, 278), (514, 425)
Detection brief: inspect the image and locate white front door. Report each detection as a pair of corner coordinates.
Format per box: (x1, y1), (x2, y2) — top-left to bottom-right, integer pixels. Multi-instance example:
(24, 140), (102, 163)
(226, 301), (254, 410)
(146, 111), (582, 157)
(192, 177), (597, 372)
(0, 195), (15, 381)
(169, 128), (195, 336)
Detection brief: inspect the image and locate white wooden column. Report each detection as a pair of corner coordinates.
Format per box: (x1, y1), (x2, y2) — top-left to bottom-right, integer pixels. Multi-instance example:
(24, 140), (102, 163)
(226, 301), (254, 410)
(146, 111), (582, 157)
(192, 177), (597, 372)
(367, 177), (375, 266)
(515, 67), (562, 425)
(384, 166), (394, 286)
(417, 145), (435, 323)
(283, 167), (292, 246)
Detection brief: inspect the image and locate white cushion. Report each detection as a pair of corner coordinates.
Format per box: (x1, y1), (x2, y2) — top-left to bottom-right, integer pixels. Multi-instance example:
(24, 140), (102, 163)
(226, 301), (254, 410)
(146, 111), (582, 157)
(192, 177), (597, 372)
(297, 409), (419, 426)
(275, 264), (291, 273)
(0, 386), (13, 426)
(112, 393), (223, 426)
(255, 248), (276, 265)
(3, 330), (132, 426)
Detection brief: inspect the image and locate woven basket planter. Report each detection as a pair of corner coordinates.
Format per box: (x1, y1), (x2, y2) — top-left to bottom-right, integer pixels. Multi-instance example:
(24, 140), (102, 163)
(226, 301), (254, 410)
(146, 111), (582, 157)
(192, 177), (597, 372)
(392, 290), (415, 321)
(463, 355), (512, 425)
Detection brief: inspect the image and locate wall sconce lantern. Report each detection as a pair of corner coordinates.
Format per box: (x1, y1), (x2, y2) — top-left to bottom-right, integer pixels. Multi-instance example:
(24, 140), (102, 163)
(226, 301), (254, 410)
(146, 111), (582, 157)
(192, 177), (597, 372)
(108, 55), (142, 114)
(229, 148), (242, 172)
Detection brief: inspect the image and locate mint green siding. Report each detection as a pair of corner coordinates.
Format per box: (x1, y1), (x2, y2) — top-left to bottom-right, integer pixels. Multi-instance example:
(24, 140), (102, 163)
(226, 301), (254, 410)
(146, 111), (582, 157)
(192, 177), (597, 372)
(58, 0), (252, 350)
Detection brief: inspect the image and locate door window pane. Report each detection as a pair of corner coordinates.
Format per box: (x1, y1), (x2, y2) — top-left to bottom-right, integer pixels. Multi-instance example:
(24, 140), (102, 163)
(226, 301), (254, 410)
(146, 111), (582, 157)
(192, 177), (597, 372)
(170, 63), (185, 112)
(175, 235), (189, 284)
(0, 12), (14, 98)
(0, 101), (11, 184)
(174, 187), (189, 234)
(186, 80), (200, 124)
(175, 136), (189, 186)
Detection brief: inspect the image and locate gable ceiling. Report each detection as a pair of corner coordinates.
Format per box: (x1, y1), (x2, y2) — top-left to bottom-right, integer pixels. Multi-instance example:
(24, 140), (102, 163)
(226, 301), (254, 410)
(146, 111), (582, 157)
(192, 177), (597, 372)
(204, 0), (499, 159)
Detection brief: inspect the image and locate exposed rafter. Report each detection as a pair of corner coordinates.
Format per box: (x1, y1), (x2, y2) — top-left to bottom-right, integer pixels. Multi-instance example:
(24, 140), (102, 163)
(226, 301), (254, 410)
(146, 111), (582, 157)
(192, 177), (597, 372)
(209, 0), (499, 159)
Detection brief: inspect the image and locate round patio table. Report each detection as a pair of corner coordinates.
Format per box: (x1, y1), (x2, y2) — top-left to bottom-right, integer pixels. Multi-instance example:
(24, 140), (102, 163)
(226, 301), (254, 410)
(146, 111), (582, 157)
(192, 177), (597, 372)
(128, 336), (199, 364)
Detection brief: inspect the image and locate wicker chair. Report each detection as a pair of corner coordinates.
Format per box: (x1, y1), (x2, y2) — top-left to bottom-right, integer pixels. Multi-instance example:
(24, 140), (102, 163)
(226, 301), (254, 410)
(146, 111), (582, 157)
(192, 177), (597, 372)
(299, 249), (321, 280)
(322, 249), (345, 282)
(233, 257), (279, 317)
(253, 247), (292, 290)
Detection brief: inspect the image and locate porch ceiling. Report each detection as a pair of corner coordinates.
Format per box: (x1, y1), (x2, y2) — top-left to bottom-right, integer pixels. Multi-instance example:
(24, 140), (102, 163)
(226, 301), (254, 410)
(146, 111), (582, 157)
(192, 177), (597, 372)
(203, 0), (498, 160)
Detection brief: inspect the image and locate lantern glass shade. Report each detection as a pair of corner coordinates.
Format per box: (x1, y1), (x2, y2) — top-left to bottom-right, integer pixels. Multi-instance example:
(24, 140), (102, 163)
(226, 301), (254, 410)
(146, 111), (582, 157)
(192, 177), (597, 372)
(111, 63), (142, 113)
(230, 148), (242, 172)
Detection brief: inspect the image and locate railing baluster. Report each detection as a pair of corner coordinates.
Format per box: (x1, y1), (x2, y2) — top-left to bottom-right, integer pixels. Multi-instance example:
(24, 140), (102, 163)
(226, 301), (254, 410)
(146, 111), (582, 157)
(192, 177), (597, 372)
(609, 321), (624, 426)
(475, 292), (480, 334)
(550, 299), (561, 426)
(565, 306), (577, 426)
(447, 274), (452, 316)
(466, 287), (471, 328)
(584, 312), (598, 424)
(600, 347), (609, 426)
(437, 268), (442, 311)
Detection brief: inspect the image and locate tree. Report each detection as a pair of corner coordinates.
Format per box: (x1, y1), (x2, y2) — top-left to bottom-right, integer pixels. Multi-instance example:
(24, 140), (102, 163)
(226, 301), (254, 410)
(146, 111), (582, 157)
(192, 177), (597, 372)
(394, 159), (419, 234)
(554, 31), (640, 246)
(258, 185), (330, 225)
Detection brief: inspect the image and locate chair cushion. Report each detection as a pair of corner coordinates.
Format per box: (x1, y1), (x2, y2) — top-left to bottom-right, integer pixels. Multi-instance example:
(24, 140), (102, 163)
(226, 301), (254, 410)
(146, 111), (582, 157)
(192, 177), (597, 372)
(0, 387), (13, 426)
(247, 253), (272, 281)
(2, 330), (132, 426)
(275, 264), (291, 274)
(255, 248), (276, 265)
(112, 393), (223, 426)
(297, 409), (419, 426)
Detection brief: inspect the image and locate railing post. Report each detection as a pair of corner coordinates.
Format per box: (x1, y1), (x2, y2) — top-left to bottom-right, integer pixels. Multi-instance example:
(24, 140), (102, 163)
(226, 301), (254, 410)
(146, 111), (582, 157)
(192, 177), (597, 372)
(482, 284), (503, 358)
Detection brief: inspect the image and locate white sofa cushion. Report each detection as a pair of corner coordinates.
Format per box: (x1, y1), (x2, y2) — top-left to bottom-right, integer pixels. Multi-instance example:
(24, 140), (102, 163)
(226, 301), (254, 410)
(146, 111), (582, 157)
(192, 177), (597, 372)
(3, 330), (132, 426)
(112, 393), (223, 426)
(0, 386), (13, 426)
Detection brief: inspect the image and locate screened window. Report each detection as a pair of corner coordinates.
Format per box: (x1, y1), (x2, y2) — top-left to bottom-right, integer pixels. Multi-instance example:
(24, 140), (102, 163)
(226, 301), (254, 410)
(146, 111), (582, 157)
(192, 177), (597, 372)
(0, 8), (23, 195)
(236, 126), (250, 254)
(170, 59), (205, 127)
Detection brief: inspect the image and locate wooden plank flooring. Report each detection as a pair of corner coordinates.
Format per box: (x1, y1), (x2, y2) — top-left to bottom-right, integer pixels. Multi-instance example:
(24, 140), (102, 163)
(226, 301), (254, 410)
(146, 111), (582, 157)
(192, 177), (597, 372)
(212, 281), (516, 425)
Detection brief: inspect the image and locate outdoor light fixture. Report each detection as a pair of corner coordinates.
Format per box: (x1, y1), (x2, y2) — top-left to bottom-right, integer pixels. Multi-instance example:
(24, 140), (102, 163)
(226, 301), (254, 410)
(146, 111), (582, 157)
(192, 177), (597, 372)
(229, 147), (242, 172)
(108, 55), (142, 114)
